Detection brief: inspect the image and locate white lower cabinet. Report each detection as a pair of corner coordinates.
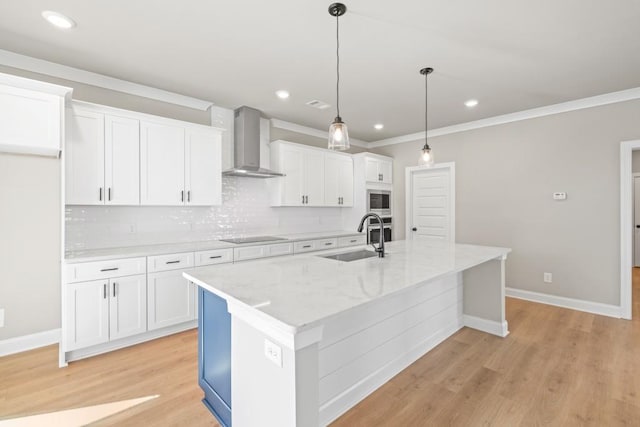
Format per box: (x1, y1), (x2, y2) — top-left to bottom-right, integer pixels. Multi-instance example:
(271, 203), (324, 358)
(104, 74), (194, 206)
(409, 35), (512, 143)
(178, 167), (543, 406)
(109, 274), (147, 340)
(66, 274), (146, 351)
(147, 269), (196, 330)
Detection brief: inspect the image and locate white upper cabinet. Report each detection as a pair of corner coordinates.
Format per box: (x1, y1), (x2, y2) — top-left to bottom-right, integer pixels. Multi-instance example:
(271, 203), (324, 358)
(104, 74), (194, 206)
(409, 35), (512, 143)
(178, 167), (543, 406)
(66, 107), (140, 205)
(105, 115), (140, 205)
(324, 153), (353, 207)
(365, 155), (393, 184)
(66, 109), (105, 205)
(185, 128), (222, 206)
(270, 141), (329, 207)
(140, 121), (185, 205)
(0, 73), (71, 157)
(270, 140), (353, 207)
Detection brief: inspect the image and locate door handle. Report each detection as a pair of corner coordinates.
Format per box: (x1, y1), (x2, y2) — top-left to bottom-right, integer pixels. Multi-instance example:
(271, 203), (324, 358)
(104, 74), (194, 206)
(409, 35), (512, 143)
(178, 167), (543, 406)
(302, 195), (305, 204)
(99, 188), (103, 201)
(187, 190), (191, 202)
(108, 188), (112, 201)
(181, 190), (184, 202)
(113, 282), (117, 297)
(412, 227), (417, 231)
(103, 283), (107, 299)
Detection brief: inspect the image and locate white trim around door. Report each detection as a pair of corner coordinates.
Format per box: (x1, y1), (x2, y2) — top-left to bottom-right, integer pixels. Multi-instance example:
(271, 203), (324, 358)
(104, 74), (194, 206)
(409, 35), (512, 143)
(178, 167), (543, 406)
(405, 162), (456, 243)
(620, 140), (640, 320)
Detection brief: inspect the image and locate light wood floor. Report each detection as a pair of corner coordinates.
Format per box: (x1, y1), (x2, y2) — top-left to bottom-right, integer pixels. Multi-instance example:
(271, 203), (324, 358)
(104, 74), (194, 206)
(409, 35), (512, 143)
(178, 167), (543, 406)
(2, 274), (640, 426)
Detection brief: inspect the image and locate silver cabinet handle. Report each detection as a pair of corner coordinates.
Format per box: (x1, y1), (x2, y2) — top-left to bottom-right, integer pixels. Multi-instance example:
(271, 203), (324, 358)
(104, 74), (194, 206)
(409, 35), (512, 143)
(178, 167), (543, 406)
(324, 242), (333, 246)
(187, 190), (191, 203)
(100, 267), (119, 272)
(305, 195), (309, 204)
(209, 255), (222, 259)
(99, 188), (103, 201)
(302, 245), (312, 249)
(113, 282), (117, 297)
(350, 239), (357, 243)
(103, 283), (107, 299)
(166, 260), (181, 264)
(301, 195), (305, 204)
(181, 190), (184, 202)
(108, 188), (112, 201)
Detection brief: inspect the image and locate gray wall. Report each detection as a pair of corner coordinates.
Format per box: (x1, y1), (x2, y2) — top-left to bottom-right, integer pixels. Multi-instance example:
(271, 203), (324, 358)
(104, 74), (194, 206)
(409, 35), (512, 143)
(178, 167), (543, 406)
(0, 66), (209, 341)
(372, 99), (640, 306)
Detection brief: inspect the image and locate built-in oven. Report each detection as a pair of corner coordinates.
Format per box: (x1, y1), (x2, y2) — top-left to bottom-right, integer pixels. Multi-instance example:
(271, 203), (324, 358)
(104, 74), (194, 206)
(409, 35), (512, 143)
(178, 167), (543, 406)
(367, 190), (392, 216)
(368, 217), (393, 245)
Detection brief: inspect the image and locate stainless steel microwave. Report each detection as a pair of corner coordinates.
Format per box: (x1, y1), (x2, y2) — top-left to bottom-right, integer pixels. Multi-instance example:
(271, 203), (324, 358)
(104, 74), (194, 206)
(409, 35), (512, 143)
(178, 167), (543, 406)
(367, 190), (392, 216)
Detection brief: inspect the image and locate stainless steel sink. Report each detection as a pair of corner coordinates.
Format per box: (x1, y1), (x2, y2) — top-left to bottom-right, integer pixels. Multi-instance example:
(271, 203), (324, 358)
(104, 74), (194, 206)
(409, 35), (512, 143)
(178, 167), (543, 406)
(320, 249), (379, 262)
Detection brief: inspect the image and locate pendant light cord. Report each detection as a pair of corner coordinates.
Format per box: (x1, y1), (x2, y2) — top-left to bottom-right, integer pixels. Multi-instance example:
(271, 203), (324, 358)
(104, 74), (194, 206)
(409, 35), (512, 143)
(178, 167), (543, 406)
(336, 12), (340, 118)
(424, 70), (428, 148)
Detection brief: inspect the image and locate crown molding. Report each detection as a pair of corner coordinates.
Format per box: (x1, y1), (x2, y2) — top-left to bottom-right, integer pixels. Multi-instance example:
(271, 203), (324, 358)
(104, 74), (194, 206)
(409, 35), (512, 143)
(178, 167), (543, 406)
(0, 49), (213, 111)
(369, 86), (640, 148)
(270, 119), (369, 148)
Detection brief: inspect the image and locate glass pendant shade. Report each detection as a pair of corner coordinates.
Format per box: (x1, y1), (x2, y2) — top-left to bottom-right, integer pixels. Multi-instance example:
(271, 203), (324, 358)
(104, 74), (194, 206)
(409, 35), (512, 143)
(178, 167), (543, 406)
(328, 117), (350, 150)
(419, 144), (434, 166)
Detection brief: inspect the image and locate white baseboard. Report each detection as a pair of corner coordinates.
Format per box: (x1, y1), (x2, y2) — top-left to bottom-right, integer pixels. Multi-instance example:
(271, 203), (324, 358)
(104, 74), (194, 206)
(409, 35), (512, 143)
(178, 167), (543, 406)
(319, 321), (463, 426)
(506, 287), (622, 318)
(463, 315), (509, 337)
(0, 329), (60, 357)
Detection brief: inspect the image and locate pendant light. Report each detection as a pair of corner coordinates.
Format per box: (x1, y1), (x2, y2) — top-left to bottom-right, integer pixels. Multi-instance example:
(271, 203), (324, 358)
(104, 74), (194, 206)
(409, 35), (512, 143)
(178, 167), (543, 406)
(328, 3), (350, 150)
(418, 67), (434, 166)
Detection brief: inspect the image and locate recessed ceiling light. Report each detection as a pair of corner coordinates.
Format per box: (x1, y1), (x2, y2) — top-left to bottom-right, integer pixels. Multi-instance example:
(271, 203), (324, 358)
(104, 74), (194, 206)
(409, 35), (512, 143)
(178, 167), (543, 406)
(374, 123), (384, 130)
(42, 10), (76, 29)
(465, 99), (479, 108)
(275, 90), (290, 99)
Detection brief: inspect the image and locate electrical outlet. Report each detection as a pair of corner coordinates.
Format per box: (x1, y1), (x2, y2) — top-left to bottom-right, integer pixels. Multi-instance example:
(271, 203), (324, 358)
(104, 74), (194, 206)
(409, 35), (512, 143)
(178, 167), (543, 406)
(543, 273), (553, 283)
(0, 308), (4, 327)
(264, 339), (282, 367)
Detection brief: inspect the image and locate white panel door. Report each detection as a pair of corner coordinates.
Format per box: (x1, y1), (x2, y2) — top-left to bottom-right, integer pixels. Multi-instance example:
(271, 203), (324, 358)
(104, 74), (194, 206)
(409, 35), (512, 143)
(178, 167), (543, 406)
(185, 128), (221, 206)
(379, 160), (393, 184)
(304, 150), (325, 206)
(147, 269), (195, 330)
(109, 274), (147, 340)
(279, 145), (305, 206)
(409, 166), (454, 242)
(365, 158), (379, 183)
(324, 153), (341, 207)
(66, 280), (109, 351)
(140, 121), (185, 205)
(339, 156), (354, 206)
(634, 176), (640, 267)
(65, 109), (105, 205)
(105, 115), (139, 205)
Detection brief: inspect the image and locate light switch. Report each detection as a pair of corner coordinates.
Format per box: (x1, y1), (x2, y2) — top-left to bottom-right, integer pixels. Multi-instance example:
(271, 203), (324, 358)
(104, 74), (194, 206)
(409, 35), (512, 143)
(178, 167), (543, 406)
(264, 339), (282, 367)
(553, 192), (567, 200)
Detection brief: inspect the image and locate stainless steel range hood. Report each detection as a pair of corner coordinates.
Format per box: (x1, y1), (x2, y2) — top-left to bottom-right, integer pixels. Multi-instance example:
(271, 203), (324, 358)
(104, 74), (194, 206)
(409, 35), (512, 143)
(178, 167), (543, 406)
(222, 106), (285, 178)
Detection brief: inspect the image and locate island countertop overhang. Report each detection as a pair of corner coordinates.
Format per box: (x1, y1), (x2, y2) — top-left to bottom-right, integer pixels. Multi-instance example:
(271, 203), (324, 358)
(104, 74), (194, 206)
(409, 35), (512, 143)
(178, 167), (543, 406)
(184, 240), (511, 335)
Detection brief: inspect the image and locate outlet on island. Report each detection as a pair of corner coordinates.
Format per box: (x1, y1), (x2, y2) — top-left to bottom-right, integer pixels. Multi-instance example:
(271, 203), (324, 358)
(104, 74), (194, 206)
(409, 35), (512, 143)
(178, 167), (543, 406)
(264, 338), (282, 367)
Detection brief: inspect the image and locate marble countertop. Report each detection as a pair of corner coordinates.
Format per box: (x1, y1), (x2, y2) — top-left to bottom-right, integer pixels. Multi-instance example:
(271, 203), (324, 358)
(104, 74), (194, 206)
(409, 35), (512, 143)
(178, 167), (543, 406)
(64, 230), (363, 263)
(185, 240), (511, 334)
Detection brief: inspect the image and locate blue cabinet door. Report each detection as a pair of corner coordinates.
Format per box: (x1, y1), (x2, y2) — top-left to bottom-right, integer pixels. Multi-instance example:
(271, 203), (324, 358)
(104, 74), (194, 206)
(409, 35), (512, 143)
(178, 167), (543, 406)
(198, 287), (232, 426)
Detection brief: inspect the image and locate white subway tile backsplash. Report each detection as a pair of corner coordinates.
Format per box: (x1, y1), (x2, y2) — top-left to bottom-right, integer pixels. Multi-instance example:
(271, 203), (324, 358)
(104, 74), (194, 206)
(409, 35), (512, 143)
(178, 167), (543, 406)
(66, 177), (349, 251)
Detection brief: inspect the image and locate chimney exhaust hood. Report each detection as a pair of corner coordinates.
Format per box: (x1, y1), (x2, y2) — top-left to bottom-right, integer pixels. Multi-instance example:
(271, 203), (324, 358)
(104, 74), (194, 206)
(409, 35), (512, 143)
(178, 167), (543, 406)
(222, 106), (285, 178)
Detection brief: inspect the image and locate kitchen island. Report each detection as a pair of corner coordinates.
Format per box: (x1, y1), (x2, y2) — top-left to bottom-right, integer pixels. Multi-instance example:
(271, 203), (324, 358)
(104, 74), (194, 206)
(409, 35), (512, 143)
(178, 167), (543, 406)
(184, 239), (511, 427)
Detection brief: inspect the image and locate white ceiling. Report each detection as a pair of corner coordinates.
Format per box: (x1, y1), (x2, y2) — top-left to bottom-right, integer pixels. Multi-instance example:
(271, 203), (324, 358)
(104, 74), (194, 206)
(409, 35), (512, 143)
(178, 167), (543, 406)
(1, 0), (639, 141)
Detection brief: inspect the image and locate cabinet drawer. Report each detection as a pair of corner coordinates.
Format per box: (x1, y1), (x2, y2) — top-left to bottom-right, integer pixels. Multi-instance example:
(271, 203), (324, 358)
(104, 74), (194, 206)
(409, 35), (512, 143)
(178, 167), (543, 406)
(294, 238), (338, 254)
(294, 240), (317, 254)
(233, 245), (268, 262)
(234, 243), (293, 262)
(338, 235), (367, 248)
(65, 257), (146, 283)
(267, 242), (293, 257)
(195, 248), (233, 267)
(147, 252), (194, 273)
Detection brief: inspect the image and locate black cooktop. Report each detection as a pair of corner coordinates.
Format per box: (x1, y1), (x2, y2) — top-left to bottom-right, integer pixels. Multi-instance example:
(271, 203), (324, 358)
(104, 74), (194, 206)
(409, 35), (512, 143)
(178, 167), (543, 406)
(220, 236), (288, 244)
